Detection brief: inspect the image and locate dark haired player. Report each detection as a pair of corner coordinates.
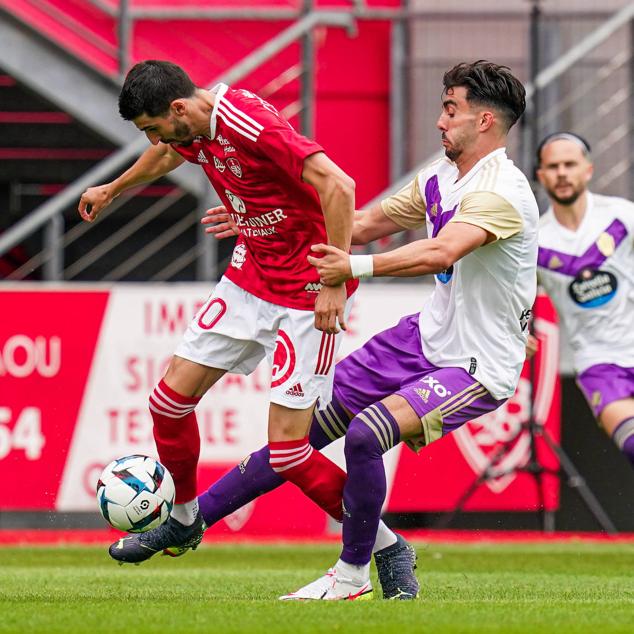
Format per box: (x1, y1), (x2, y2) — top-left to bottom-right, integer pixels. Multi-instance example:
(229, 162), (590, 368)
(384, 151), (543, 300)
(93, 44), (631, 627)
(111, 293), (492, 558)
(78, 59), (364, 563)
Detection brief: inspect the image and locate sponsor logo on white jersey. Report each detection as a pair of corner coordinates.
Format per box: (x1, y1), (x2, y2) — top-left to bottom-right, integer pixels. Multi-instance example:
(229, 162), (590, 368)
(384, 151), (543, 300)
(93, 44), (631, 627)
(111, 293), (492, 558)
(226, 157), (242, 178)
(197, 150), (208, 164)
(225, 189), (246, 214)
(213, 156), (225, 172)
(231, 243), (247, 269)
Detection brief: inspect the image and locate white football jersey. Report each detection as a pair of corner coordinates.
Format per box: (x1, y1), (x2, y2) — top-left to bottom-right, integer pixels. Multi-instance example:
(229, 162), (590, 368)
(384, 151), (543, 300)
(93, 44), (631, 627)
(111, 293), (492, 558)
(537, 193), (634, 373)
(382, 148), (539, 400)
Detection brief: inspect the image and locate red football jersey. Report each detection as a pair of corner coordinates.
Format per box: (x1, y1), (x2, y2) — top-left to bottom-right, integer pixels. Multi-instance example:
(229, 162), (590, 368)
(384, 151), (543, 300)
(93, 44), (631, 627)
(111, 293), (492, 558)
(171, 84), (357, 310)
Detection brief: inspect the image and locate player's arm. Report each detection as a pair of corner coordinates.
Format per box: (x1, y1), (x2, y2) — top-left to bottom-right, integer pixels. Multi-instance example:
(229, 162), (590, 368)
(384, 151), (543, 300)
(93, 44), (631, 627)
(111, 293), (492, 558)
(302, 152), (354, 251)
(352, 175), (426, 245)
(199, 200), (404, 243)
(78, 143), (185, 222)
(352, 203), (406, 245)
(309, 221), (491, 285)
(310, 190), (521, 285)
(302, 151), (355, 334)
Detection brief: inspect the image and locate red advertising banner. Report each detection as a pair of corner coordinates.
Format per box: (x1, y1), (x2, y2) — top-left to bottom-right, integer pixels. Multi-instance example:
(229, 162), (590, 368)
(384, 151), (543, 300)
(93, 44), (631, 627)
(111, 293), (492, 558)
(0, 290), (109, 508)
(0, 285), (559, 535)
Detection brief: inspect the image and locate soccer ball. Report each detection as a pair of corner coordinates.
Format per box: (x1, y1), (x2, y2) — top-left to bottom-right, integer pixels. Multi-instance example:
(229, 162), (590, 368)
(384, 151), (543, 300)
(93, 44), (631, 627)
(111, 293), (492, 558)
(96, 455), (175, 533)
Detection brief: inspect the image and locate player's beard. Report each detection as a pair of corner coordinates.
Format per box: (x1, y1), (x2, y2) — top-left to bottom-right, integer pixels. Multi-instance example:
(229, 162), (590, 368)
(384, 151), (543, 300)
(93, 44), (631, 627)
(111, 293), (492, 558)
(545, 181), (585, 206)
(442, 129), (470, 163)
(163, 120), (195, 146)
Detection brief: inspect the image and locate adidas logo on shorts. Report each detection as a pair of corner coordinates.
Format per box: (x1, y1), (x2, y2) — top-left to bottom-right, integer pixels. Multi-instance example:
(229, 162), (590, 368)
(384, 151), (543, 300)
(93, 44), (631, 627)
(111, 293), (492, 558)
(285, 383), (305, 397)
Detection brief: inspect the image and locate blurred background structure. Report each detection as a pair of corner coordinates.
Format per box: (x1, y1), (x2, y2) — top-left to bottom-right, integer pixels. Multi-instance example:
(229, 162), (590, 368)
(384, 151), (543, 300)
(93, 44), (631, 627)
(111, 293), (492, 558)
(1, 0), (634, 533)
(0, 0), (632, 283)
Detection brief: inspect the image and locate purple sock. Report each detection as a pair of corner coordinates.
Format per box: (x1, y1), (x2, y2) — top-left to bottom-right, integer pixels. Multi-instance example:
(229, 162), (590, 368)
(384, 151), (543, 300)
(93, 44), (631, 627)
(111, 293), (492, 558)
(310, 395), (351, 448)
(341, 401), (400, 565)
(197, 446), (282, 526)
(612, 417), (634, 468)
(198, 394), (351, 527)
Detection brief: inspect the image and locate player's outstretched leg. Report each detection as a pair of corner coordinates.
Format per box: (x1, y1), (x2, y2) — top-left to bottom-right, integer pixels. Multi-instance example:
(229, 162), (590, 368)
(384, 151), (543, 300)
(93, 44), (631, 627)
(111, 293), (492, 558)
(109, 511), (205, 564)
(374, 533), (419, 600)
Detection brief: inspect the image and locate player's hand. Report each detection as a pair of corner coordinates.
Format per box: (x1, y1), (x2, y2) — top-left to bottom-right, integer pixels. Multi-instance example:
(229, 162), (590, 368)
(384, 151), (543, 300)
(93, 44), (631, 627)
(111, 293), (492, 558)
(314, 283), (347, 334)
(201, 205), (240, 240)
(526, 334), (539, 359)
(78, 184), (115, 222)
(307, 244), (352, 286)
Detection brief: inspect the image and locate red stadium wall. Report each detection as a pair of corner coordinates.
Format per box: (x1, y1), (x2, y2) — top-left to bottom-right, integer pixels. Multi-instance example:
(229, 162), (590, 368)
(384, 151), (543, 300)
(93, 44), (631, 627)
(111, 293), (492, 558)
(0, 0), (400, 204)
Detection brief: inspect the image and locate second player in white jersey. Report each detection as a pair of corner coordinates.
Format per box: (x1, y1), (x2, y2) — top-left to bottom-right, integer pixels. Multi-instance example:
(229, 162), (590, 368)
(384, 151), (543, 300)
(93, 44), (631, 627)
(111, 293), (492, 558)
(538, 192), (634, 373)
(535, 131), (634, 471)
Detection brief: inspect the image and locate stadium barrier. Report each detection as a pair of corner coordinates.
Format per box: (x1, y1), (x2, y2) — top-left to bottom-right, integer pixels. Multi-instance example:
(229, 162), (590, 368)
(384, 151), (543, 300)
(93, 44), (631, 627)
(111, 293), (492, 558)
(1, 283), (561, 536)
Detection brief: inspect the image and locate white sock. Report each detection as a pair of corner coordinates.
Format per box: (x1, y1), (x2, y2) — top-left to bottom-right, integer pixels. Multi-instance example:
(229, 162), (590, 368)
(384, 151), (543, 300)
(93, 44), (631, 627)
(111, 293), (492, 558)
(170, 498), (199, 526)
(336, 558), (370, 584)
(372, 520), (397, 553)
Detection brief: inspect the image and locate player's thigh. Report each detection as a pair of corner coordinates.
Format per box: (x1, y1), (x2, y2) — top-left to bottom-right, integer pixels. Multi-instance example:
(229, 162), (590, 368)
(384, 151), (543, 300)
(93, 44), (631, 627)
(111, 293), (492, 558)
(173, 278), (271, 392)
(395, 367), (504, 451)
(268, 299), (353, 411)
(599, 398), (634, 435)
(333, 312), (428, 415)
(576, 363), (634, 421)
(163, 356), (227, 398)
(268, 402), (315, 442)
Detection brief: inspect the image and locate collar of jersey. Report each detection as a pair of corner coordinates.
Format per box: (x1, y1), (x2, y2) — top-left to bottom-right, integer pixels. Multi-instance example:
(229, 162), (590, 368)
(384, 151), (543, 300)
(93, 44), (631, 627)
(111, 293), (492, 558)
(548, 192), (594, 238)
(451, 147), (507, 191)
(208, 83), (230, 140)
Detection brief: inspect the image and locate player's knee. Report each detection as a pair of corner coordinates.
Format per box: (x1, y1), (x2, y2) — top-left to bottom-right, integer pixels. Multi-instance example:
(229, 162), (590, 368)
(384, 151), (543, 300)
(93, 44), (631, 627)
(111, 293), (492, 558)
(344, 415), (381, 462)
(612, 417), (634, 467)
(148, 380), (198, 423)
(345, 402), (400, 463)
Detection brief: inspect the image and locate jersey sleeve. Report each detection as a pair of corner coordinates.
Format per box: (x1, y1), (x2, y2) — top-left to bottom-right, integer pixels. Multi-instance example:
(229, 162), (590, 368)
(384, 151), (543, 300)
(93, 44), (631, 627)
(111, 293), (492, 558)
(450, 191), (523, 241)
(380, 177), (426, 229)
(257, 124), (324, 181)
(222, 89), (323, 181)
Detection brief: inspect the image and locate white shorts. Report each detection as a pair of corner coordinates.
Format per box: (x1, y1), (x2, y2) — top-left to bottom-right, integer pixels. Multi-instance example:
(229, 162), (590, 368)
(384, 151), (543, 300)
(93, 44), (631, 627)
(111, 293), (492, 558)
(174, 277), (354, 409)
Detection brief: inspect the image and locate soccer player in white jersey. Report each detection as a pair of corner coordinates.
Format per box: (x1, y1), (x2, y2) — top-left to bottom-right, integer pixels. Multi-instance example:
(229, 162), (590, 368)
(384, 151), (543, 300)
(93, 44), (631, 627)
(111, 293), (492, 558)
(195, 60), (536, 600)
(535, 132), (634, 469)
(77, 60), (376, 564)
(231, 59), (537, 600)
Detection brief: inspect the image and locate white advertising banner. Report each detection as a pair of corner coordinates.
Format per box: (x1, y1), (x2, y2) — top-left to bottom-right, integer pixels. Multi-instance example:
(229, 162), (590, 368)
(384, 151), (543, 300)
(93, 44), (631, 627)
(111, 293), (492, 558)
(54, 283), (428, 510)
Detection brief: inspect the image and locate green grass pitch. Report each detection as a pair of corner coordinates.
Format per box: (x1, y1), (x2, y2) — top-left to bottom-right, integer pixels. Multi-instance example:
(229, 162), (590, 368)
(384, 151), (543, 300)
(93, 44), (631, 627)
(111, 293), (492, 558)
(1, 541), (633, 633)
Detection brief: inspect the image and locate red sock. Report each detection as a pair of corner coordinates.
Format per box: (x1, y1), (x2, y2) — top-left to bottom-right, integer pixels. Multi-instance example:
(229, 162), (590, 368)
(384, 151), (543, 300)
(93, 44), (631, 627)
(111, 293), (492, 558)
(149, 379), (201, 503)
(269, 437), (346, 521)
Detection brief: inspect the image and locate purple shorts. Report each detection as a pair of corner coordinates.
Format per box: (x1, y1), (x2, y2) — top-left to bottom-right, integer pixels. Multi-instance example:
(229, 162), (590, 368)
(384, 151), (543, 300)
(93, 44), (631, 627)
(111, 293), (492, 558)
(333, 313), (505, 450)
(576, 363), (634, 418)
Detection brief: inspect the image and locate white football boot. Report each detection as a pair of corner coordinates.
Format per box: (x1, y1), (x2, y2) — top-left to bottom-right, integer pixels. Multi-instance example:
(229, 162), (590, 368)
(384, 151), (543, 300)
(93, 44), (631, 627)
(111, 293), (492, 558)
(280, 568), (373, 601)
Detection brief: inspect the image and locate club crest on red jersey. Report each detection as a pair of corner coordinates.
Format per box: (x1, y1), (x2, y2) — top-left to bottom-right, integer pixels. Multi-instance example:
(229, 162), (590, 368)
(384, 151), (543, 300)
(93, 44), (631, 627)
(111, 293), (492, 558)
(226, 158), (243, 178)
(231, 243), (247, 270)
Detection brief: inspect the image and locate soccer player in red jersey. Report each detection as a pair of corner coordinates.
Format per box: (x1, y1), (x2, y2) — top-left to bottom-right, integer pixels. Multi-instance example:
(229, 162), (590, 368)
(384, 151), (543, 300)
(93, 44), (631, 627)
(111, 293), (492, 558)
(78, 60), (359, 563)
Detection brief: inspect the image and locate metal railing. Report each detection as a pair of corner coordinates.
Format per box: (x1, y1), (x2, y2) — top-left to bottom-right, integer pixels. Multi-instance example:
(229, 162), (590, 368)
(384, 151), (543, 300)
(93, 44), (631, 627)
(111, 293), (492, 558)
(0, 9), (355, 281)
(1, 3), (633, 281)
